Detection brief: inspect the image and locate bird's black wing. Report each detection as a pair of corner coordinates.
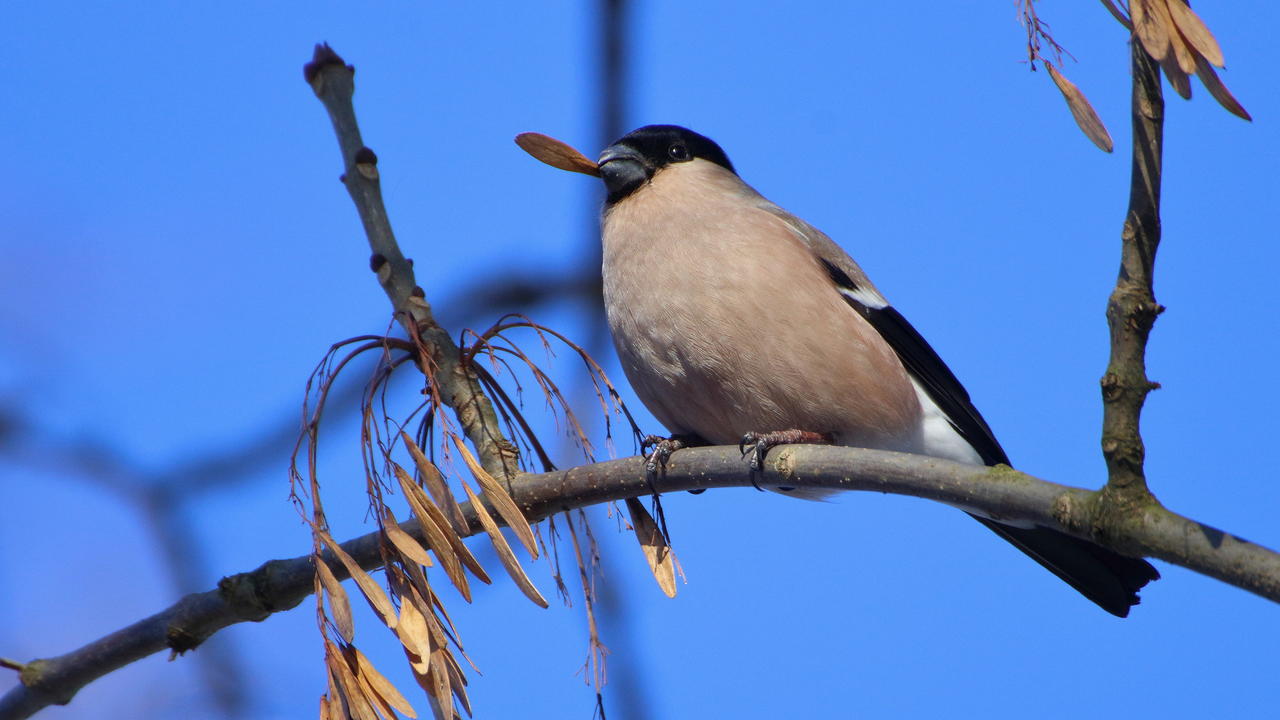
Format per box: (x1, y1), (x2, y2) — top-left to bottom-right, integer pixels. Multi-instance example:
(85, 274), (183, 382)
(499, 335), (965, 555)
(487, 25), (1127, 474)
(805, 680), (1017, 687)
(817, 259), (1008, 466)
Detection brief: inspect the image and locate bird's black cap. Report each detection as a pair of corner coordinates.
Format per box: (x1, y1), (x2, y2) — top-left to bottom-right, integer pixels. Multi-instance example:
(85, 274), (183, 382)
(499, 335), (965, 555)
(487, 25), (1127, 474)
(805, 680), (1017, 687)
(598, 125), (735, 204)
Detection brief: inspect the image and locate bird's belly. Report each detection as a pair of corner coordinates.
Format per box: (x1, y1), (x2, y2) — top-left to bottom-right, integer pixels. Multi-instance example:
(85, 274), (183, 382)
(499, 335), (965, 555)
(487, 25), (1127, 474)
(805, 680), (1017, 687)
(604, 261), (923, 451)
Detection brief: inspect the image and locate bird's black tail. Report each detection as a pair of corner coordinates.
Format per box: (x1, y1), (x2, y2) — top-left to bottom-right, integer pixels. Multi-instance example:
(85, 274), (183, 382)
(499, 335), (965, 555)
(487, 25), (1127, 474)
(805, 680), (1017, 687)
(969, 515), (1160, 617)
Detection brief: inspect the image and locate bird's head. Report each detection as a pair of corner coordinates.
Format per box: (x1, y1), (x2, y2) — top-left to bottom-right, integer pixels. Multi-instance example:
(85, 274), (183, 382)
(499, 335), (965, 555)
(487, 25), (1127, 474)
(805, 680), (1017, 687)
(597, 125), (736, 205)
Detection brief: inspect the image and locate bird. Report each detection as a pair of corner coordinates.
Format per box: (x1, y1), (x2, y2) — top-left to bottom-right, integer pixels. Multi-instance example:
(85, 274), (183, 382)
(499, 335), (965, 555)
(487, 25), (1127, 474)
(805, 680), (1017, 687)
(593, 124), (1159, 617)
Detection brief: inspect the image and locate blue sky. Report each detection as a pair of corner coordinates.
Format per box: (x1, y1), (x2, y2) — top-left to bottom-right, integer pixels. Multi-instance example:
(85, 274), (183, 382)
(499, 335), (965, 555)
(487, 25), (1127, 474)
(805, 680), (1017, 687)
(2, 3), (1278, 719)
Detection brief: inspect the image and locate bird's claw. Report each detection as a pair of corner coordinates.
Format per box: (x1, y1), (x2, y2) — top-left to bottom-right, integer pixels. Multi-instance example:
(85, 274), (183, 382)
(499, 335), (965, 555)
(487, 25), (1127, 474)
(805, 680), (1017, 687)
(738, 429), (834, 490)
(642, 434), (685, 474)
(643, 434), (709, 493)
(738, 432), (769, 472)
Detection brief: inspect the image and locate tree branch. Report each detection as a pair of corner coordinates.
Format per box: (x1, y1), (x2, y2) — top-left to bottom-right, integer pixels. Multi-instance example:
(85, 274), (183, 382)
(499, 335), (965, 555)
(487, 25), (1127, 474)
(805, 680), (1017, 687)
(302, 44), (519, 483)
(4, 444), (1277, 719)
(1100, 41), (1164, 506)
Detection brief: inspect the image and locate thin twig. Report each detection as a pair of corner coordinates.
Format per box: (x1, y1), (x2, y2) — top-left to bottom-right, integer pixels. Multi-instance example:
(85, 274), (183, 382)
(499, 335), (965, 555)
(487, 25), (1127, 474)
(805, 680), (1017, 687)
(302, 44), (519, 484)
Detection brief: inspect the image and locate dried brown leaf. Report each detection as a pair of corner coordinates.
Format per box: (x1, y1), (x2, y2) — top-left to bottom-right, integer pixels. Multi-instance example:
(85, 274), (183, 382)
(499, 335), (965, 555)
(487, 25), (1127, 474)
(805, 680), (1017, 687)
(352, 644), (418, 718)
(441, 650), (472, 717)
(399, 637), (430, 682)
(461, 482), (549, 608)
(439, 645), (468, 689)
(514, 132), (601, 177)
(404, 646), (464, 720)
(383, 507), (435, 568)
(1100, 0), (1134, 31)
(1194, 54), (1253, 121)
(412, 581), (445, 637)
(625, 498), (678, 598)
(364, 689), (397, 720)
(428, 652), (453, 720)
(317, 531), (398, 630)
(396, 464), (491, 583)
(402, 569), (479, 677)
(450, 435), (538, 559)
(402, 557), (434, 612)
(1165, 0), (1225, 67)
(396, 592), (433, 667)
(1159, 52), (1193, 99)
(1044, 62), (1115, 153)
(1147, 0), (1194, 73)
(404, 618), (469, 718)
(1165, 14), (1198, 73)
(409, 645), (455, 717)
(325, 665), (347, 720)
(420, 584), (477, 671)
(410, 585), (452, 653)
(400, 430), (469, 533)
(394, 464), (484, 598)
(350, 657), (399, 720)
(407, 668), (447, 720)
(327, 641), (380, 720)
(316, 554), (355, 643)
(1131, 0), (1170, 61)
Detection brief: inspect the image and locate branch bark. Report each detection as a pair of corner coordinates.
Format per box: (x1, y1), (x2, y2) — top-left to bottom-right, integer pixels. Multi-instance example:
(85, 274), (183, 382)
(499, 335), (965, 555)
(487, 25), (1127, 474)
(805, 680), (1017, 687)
(302, 44), (519, 483)
(1099, 41), (1164, 508)
(3, 444), (1278, 719)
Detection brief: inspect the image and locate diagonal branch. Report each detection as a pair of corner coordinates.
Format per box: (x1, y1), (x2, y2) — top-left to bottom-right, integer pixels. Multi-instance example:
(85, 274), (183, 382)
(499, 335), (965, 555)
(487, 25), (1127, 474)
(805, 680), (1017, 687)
(4, 444), (1278, 719)
(302, 44), (519, 483)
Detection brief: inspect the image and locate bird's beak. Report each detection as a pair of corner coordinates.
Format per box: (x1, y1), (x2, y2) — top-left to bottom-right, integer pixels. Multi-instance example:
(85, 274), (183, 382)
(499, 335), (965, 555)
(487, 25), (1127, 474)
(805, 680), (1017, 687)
(597, 144), (651, 197)
(597, 144), (644, 168)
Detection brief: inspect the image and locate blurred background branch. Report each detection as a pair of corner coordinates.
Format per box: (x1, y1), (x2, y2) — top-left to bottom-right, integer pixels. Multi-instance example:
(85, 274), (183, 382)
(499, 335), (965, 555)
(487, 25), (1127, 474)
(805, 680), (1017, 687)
(0, 377), (368, 717)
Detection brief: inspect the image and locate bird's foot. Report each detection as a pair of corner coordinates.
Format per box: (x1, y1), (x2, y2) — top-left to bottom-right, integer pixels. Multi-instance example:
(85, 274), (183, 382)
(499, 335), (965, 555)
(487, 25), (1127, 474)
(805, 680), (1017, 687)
(738, 429), (833, 475)
(642, 434), (709, 494)
(641, 434), (688, 474)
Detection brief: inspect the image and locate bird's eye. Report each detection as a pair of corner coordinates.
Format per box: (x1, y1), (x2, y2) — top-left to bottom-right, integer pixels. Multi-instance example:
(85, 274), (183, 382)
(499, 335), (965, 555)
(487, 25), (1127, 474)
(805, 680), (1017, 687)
(667, 143), (690, 161)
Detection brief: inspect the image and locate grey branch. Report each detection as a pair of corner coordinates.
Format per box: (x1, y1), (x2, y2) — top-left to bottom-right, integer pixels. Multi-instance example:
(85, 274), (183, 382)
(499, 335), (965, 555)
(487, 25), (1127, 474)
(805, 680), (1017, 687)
(304, 44), (520, 483)
(3, 444), (1278, 719)
(1099, 41), (1165, 503)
